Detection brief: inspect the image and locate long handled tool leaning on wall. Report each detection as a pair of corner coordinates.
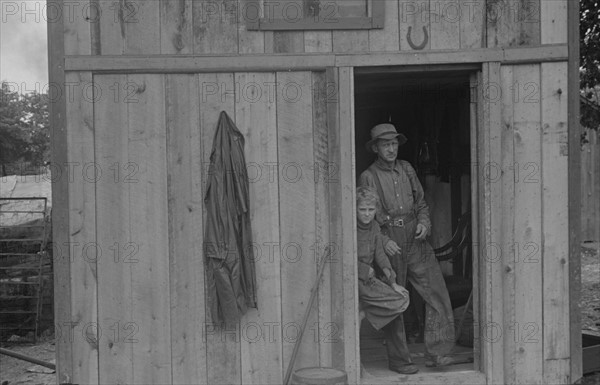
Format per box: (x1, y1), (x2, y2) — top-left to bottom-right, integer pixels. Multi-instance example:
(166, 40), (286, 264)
(283, 246), (333, 385)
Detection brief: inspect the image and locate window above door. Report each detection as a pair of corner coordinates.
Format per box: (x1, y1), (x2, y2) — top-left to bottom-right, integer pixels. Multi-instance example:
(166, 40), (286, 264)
(246, 0), (384, 30)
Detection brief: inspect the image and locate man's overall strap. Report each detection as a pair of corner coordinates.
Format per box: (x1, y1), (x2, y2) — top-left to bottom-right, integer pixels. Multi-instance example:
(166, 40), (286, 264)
(368, 163), (390, 215)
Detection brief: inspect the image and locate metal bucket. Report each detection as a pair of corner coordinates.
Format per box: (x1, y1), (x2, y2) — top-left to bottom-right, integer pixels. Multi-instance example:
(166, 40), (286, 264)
(291, 367), (348, 385)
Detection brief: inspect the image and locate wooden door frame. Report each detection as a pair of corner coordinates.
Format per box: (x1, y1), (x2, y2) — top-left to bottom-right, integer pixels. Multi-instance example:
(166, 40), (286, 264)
(345, 64), (488, 385)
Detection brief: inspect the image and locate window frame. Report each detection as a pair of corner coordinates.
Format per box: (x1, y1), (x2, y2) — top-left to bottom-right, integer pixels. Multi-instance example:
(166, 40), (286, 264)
(246, 0), (384, 31)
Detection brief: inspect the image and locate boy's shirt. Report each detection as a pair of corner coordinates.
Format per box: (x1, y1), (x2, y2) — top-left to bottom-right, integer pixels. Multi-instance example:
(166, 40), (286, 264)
(356, 220), (395, 283)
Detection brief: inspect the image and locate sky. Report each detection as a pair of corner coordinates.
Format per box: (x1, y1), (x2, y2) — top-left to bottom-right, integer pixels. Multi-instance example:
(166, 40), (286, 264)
(0, 1), (49, 94)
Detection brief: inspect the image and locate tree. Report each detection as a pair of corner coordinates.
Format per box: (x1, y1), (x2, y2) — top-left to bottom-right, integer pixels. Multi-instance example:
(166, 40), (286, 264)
(20, 91), (50, 165)
(0, 82), (50, 175)
(580, 0), (600, 130)
(0, 83), (29, 165)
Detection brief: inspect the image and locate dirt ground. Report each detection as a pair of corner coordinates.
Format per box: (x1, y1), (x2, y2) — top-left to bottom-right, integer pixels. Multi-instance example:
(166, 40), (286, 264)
(1, 245), (599, 385)
(581, 242), (600, 336)
(581, 242), (600, 385)
(0, 338), (55, 385)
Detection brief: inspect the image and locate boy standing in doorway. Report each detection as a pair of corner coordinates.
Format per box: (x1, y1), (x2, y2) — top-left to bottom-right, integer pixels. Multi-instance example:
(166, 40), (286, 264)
(359, 123), (455, 374)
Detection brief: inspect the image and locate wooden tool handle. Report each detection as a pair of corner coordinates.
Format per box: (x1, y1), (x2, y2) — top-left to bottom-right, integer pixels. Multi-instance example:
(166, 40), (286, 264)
(283, 246), (333, 385)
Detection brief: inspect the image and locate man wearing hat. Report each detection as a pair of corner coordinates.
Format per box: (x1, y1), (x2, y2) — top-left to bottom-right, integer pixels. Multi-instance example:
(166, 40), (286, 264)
(359, 123), (455, 375)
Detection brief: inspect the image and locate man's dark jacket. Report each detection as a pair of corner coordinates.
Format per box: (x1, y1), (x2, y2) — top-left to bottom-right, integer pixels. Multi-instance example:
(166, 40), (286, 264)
(204, 111), (257, 324)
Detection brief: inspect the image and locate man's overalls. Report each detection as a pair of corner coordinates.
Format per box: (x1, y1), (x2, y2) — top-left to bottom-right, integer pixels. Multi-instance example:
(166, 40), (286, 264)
(360, 159), (455, 366)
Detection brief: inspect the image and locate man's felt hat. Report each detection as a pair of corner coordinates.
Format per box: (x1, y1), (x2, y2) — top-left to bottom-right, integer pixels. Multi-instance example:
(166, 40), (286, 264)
(366, 123), (408, 152)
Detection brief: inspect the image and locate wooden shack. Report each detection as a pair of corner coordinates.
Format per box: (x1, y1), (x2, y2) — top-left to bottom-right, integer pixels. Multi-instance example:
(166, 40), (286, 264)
(48, 0), (582, 383)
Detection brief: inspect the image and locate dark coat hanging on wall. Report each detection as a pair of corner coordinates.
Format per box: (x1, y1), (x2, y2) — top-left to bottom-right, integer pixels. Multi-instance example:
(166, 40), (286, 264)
(204, 111), (257, 324)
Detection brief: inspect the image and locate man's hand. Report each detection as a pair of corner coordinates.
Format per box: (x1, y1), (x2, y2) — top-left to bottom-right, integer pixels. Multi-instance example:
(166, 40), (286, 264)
(415, 223), (428, 240)
(368, 266), (375, 279)
(385, 240), (402, 256)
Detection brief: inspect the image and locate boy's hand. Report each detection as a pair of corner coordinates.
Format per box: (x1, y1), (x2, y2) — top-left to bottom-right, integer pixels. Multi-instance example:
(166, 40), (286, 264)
(368, 266), (375, 279)
(383, 267), (397, 286)
(383, 267), (392, 280)
(392, 283), (409, 297)
(385, 240), (402, 256)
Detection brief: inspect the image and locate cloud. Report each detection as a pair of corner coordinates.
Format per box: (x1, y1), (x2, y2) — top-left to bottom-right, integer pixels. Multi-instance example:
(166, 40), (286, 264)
(1, 1), (49, 93)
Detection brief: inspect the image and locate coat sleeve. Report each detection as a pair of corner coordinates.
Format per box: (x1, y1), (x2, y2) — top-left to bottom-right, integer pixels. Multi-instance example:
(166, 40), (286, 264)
(357, 261), (372, 282)
(401, 161), (432, 231)
(373, 224), (393, 272)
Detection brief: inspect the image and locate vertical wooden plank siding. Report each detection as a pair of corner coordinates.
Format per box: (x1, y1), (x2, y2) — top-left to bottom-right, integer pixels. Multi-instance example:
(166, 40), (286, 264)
(518, 0), (541, 46)
(235, 72), (283, 385)
(126, 74), (171, 384)
(66, 71), (98, 385)
(198, 73), (242, 385)
(124, 1), (161, 54)
(399, 0), (430, 51)
(193, 0), (239, 54)
(368, 0), (399, 51)
(486, 0), (512, 47)
(540, 0), (567, 45)
(486, 0), (540, 47)
(48, 1), (72, 381)
(273, 32), (305, 53)
(326, 67), (346, 371)
(238, 0), (265, 53)
(485, 61), (505, 385)
(96, 0), (124, 54)
(469, 73), (480, 372)
(459, 0), (485, 49)
(313, 71), (333, 368)
(63, 0), (92, 55)
(95, 74), (133, 385)
(90, 0), (102, 55)
(332, 31), (369, 53)
(269, 0), (304, 53)
(264, 31), (275, 53)
(500, 64), (516, 385)
(337, 67), (359, 384)
(512, 64), (543, 385)
(160, 0), (193, 54)
(477, 65), (490, 381)
(429, 0), (460, 50)
(94, 0), (162, 54)
(305, 32), (333, 52)
(568, 0), (583, 381)
(76, 0), (567, 57)
(166, 74), (207, 385)
(277, 71), (320, 370)
(479, 63), (504, 385)
(541, 62), (570, 385)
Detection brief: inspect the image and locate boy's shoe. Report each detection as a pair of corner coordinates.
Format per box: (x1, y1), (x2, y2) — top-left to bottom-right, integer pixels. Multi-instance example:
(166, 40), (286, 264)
(389, 364), (419, 375)
(425, 355), (454, 367)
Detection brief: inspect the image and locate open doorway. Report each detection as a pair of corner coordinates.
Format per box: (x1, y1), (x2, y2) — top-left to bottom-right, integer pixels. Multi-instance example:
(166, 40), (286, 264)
(354, 66), (477, 378)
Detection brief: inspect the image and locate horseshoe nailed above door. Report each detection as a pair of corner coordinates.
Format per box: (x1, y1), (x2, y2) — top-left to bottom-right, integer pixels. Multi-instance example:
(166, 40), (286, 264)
(407, 26), (429, 50)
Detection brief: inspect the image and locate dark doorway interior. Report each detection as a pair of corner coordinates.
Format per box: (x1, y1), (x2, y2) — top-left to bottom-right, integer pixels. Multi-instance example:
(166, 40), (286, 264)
(354, 67), (475, 377)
